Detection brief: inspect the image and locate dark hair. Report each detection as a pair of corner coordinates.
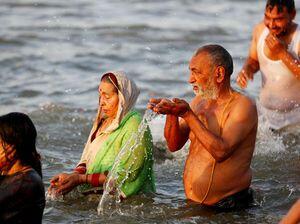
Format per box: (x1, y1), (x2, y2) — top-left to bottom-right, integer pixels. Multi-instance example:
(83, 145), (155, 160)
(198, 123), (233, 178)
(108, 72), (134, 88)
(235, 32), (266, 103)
(101, 73), (119, 92)
(195, 44), (233, 79)
(0, 112), (42, 177)
(266, 0), (295, 13)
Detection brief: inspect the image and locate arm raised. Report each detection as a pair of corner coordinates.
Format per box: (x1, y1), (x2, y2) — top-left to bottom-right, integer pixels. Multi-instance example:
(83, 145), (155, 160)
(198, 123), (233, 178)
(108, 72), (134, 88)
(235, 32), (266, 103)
(164, 115), (189, 152)
(237, 23), (262, 88)
(148, 98), (190, 152)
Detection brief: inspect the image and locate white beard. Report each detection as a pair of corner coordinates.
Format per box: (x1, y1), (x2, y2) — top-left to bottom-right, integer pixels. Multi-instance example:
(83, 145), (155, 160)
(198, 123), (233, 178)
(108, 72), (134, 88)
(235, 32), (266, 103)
(193, 83), (218, 100)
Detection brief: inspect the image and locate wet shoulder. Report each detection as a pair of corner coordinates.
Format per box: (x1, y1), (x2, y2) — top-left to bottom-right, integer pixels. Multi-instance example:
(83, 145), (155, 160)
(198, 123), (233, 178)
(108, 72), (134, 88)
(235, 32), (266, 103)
(234, 92), (256, 107)
(0, 169), (45, 218)
(5, 170), (45, 223)
(124, 111), (142, 130)
(19, 169), (45, 197)
(232, 92), (257, 121)
(0, 170), (42, 196)
(22, 169), (43, 186)
(253, 22), (265, 40)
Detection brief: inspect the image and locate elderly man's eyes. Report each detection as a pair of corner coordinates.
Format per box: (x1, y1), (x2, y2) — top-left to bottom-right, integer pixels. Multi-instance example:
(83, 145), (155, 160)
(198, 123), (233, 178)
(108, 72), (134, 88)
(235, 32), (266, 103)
(192, 70), (202, 75)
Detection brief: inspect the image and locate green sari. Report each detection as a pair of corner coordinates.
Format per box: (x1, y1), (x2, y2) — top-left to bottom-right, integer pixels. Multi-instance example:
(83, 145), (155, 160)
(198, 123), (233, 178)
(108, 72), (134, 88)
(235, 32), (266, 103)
(87, 110), (155, 197)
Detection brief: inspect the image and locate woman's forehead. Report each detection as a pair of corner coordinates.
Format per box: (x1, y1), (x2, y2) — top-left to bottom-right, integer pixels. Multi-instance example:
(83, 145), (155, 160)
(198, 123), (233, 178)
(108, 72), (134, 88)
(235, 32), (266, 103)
(99, 81), (117, 93)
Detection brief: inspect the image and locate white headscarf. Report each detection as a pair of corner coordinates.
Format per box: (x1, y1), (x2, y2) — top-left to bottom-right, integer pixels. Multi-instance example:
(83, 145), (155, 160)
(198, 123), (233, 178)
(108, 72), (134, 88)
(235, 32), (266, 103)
(95, 71), (140, 133)
(78, 71), (140, 166)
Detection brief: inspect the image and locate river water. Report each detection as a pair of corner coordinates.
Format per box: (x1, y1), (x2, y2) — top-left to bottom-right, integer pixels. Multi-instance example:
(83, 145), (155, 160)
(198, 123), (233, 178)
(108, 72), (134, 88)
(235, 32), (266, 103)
(0, 0), (299, 223)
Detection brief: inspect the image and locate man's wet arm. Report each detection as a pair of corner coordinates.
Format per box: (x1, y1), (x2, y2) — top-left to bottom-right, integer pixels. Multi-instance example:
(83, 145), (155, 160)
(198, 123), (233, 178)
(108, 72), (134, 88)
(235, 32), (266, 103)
(182, 110), (229, 162)
(164, 115), (189, 151)
(242, 57), (260, 74)
(279, 50), (300, 79)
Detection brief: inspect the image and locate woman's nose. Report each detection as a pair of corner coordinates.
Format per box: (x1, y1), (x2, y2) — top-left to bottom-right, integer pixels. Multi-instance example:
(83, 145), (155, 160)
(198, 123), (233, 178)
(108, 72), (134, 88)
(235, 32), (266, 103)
(99, 96), (105, 106)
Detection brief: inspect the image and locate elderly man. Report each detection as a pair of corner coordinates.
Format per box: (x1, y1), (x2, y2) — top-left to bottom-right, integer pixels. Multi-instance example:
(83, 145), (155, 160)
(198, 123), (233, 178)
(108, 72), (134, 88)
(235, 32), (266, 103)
(237, 0), (300, 130)
(148, 45), (257, 210)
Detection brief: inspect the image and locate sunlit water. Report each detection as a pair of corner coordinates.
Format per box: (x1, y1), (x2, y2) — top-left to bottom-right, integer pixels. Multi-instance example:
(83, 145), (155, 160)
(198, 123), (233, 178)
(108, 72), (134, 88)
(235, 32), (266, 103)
(0, 0), (299, 223)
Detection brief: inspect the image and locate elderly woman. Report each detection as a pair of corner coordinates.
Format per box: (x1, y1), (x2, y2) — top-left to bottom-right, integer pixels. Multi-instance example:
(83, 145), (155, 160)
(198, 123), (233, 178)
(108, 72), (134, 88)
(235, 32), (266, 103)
(50, 71), (155, 198)
(0, 112), (45, 223)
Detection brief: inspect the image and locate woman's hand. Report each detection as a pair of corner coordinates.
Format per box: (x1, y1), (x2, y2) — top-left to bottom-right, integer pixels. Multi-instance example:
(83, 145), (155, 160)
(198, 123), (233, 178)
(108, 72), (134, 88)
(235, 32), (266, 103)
(49, 173), (85, 195)
(148, 98), (191, 117)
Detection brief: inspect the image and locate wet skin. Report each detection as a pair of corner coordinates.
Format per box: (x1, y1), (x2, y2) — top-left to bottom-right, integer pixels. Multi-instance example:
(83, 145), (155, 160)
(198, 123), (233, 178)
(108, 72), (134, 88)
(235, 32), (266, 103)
(148, 52), (258, 205)
(237, 5), (300, 88)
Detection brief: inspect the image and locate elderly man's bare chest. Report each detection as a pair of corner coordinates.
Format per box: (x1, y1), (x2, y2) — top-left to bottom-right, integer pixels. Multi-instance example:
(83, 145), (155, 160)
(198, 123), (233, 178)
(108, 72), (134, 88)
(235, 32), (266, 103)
(190, 102), (225, 138)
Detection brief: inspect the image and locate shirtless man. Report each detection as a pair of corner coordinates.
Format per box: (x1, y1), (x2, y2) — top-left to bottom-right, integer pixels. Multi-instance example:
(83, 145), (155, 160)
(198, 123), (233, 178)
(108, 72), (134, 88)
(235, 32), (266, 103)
(148, 45), (258, 210)
(237, 0), (300, 130)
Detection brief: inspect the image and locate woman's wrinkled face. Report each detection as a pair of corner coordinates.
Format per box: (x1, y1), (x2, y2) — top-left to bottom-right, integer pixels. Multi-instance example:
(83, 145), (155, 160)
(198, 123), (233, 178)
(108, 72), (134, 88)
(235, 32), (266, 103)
(98, 81), (119, 118)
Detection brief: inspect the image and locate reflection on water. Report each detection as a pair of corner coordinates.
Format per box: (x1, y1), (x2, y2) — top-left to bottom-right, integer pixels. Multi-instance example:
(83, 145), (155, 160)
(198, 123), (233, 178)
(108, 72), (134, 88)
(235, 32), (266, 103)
(0, 0), (299, 223)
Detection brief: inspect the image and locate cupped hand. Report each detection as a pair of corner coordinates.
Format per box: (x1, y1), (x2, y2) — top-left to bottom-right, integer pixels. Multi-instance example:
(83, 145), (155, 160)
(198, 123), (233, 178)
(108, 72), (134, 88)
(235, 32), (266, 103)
(147, 98), (162, 110)
(50, 173), (68, 187)
(148, 97), (191, 117)
(50, 173), (83, 195)
(171, 98), (191, 117)
(236, 69), (253, 89)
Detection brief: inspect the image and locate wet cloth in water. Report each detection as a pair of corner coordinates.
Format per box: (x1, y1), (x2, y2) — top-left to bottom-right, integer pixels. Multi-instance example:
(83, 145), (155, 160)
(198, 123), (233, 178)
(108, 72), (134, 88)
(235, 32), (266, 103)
(210, 188), (254, 211)
(0, 169), (45, 224)
(85, 110), (155, 197)
(257, 101), (300, 130)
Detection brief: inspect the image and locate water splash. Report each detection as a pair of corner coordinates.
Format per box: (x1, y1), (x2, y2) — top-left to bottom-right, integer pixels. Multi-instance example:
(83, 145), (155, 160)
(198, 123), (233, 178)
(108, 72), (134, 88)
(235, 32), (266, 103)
(46, 188), (64, 202)
(254, 114), (285, 155)
(97, 110), (157, 215)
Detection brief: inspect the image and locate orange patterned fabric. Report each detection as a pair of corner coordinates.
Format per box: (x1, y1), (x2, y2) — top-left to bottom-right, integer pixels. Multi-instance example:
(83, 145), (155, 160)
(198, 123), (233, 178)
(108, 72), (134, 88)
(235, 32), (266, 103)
(0, 146), (17, 175)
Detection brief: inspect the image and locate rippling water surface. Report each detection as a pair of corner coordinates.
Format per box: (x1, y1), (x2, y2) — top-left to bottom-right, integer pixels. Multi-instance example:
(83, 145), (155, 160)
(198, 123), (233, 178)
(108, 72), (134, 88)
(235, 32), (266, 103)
(0, 0), (299, 223)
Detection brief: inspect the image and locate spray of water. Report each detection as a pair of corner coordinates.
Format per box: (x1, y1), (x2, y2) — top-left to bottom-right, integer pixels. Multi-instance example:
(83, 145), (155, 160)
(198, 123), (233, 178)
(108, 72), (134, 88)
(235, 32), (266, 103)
(97, 110), (157, 215)
(46, 188), (64, 202)
(254, 114), (285, 155)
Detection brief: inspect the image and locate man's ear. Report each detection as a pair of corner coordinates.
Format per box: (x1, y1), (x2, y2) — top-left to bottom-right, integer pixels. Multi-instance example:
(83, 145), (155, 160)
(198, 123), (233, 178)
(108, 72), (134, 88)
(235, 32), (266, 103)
(215, 66), (226, 83)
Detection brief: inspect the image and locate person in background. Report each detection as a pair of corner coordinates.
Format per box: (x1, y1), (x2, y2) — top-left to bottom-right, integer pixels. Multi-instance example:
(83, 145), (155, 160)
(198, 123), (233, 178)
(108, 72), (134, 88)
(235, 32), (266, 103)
(148, 45), (257, 210)
(49, 71), (155, 199)
(0, 112), (45, 224)
(236, 0), (300, 130)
